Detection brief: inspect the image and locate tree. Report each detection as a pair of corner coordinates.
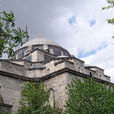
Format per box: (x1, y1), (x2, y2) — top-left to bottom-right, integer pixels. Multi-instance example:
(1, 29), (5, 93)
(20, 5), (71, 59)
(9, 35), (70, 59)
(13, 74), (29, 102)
(17, 81), (60, 114)
(0, 11), (29, 58)
(65, 77), (114, 114)
(102, 0), (114, 9)
(0, 109), (11, 114)
(102, 0), (114, 37)
(0, 108), (11, 114)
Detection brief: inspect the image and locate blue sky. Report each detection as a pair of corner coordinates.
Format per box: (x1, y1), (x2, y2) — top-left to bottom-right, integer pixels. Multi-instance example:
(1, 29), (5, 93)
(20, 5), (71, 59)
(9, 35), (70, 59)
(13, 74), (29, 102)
(77, 42), (108, 58)
(89, 20), (96, 26)
(68, 16), (76, 24)
(0, 0), (114, 82)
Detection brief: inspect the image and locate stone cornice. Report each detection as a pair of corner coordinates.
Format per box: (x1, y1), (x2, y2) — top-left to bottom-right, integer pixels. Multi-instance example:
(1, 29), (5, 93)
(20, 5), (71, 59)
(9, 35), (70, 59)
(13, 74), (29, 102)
(39, 68), (113, 85)
(0, 68), (113, 85)
(0, 70), (31, 81)
(0, 103), (12, 108)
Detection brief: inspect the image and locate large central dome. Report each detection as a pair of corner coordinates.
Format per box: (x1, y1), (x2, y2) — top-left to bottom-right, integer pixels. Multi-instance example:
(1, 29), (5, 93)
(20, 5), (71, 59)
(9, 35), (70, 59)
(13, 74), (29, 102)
(15, 37), (70, 60)
(22, 37), (59, 48)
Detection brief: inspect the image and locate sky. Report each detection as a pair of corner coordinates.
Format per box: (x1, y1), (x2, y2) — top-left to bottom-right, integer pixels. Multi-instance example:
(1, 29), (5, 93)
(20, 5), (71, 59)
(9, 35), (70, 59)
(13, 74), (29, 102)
(0, 0), (114, 82)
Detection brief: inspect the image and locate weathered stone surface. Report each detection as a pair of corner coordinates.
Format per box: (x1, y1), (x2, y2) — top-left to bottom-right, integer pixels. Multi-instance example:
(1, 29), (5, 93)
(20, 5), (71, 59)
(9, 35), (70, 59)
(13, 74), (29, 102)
(0, 74), (23, 114)
(0, 93), (4, 104)
(0, 37), (111, 113)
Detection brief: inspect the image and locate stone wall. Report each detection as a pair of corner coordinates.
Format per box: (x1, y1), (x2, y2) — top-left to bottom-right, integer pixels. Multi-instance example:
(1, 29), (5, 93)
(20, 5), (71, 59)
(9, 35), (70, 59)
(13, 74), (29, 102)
(0, 74), (23, 114)
(44, 72), (83, 111)
(45, 73), (68, 111)
(0, 60), (26, 76)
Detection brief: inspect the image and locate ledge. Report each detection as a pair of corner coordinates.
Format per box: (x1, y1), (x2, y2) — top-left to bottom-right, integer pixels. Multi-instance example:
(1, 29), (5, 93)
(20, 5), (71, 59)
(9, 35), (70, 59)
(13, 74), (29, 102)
(0, 104), (12, 108)
(0, 67), (113, 85)
(0, 70), (31, 81)
(38, 68), (113, 85)
(54, 59), (74, 66)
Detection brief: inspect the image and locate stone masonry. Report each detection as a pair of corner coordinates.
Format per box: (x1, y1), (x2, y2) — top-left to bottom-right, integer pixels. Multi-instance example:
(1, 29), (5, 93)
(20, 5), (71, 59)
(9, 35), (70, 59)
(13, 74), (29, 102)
(0, 37), (112, 113)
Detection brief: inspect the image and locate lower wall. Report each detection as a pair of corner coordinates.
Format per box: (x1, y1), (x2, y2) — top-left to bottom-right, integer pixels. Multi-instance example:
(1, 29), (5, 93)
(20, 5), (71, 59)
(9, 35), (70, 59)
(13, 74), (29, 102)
(0, 71), (84, 113)
(44, 72), (83, 111)
(0, 75), (23, 114)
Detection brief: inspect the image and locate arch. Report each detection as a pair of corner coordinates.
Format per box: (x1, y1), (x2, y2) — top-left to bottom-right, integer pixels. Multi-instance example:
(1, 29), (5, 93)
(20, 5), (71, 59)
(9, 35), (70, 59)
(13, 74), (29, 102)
(90, 72), (92, 76)
(49, 88), (55, 107)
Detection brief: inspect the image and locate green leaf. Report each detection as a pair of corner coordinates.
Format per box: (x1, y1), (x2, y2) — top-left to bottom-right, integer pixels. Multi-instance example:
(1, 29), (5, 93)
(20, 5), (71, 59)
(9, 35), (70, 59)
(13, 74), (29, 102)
(65, 77), (114, 114)
(0, 11), (29, 58)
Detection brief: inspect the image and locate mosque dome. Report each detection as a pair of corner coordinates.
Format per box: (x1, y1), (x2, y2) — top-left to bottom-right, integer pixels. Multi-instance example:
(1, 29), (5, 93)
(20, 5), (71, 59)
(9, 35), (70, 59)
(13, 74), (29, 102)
(22, 37), (59, 48)
(0, 93), (4, 104)
(15, 37), (70, 60)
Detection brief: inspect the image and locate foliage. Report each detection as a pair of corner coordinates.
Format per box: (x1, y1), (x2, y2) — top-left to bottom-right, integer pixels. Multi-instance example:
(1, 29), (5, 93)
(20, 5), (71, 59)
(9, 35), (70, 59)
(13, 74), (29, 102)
(0, 109), (11, 114)
(65, 77), (114, 114)
(102, 0), (114, 9)
(102, 0), (114, 38)
(17, 81), (60, 114)
(0, 11), (29, 58)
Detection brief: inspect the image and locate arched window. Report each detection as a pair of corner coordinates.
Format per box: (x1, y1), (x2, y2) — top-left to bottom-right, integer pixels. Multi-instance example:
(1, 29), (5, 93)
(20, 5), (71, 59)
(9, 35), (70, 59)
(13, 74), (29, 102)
(90, 72), (92, 76)
(49, 89), (55, 107)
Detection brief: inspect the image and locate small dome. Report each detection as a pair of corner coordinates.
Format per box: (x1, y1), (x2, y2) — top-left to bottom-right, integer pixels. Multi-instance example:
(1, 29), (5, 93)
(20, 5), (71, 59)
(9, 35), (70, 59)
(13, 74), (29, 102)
(0, 93), (4, 104)
(22, 38), (59, 48)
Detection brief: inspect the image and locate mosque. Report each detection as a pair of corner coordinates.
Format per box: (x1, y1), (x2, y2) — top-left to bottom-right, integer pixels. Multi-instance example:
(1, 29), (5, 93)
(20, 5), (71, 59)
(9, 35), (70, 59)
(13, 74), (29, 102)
(0, 37), (111, 113)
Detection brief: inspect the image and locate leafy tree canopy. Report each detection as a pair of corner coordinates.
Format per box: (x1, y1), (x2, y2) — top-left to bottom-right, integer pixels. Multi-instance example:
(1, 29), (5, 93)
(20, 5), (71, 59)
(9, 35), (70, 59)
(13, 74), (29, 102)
(17, 81), (60, 114)
(102, 0), (114, 9)
(65, 78), (114, 114)
(102, 0), (114, 37)
(0, 11), (29, 58)
(0, 109), (11, 114)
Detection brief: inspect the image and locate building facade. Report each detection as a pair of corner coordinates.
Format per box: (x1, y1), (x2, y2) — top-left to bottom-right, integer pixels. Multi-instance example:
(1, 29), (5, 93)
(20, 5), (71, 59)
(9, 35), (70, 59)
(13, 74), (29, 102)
(0, 37), (111, 113)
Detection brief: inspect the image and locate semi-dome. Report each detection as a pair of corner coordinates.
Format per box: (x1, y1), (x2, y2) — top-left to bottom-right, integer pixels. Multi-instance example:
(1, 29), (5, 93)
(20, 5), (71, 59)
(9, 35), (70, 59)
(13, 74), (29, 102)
(22, 37), (59, 48)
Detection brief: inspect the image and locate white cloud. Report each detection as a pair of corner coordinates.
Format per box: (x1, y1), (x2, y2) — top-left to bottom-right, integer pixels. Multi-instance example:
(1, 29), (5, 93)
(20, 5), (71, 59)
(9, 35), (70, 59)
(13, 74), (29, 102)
(82, 44), (114, 82)
(0, 0), (114, 82)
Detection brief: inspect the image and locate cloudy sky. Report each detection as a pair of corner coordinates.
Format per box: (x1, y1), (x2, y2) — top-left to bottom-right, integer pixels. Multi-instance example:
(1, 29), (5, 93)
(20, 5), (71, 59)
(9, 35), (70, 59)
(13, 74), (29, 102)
(0, 0), (114, 82)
